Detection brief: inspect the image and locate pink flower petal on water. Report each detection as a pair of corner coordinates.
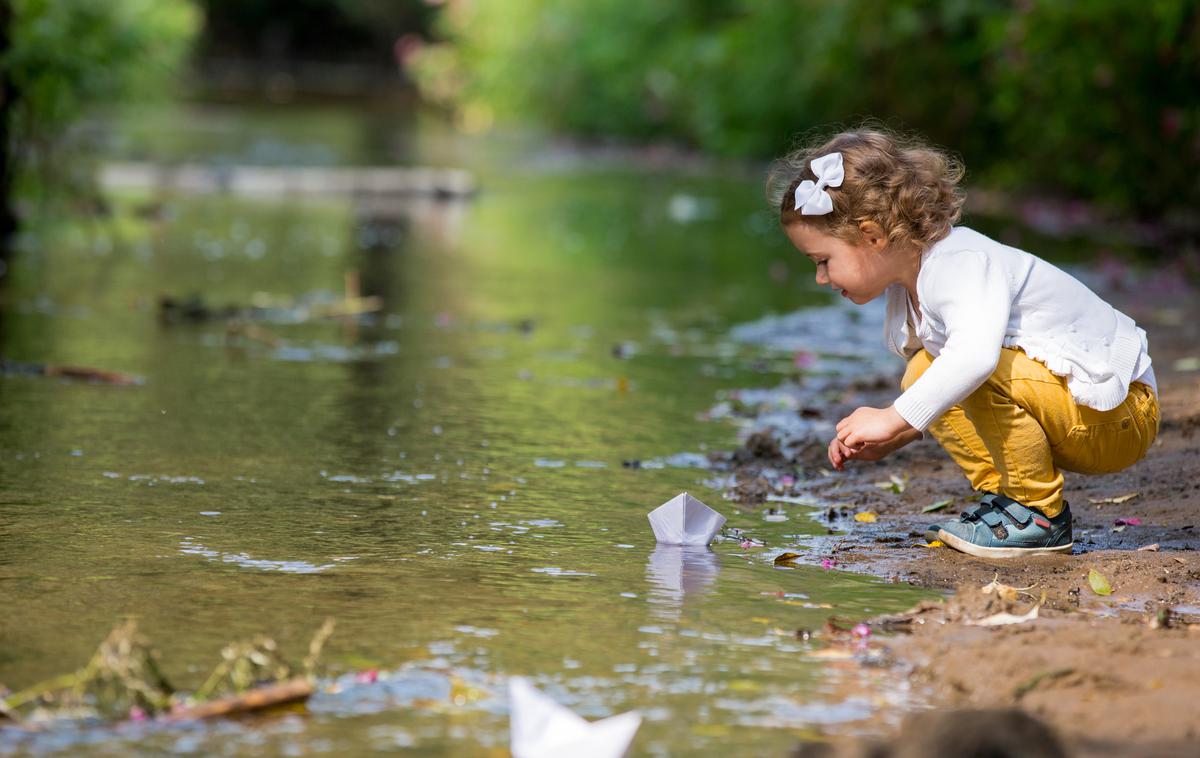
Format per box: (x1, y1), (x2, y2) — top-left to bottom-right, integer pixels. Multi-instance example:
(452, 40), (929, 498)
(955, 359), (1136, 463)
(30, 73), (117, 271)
(793, 351), (816, 369)
(128, 706), (148, 721)
(355, 669), (379, 684)
(821, 558), (834, 570)
(851, 623), (871, 638)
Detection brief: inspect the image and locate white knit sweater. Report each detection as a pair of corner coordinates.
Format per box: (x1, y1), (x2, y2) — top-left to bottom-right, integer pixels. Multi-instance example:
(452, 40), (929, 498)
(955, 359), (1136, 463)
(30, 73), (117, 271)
(889, 227), (1155, 432)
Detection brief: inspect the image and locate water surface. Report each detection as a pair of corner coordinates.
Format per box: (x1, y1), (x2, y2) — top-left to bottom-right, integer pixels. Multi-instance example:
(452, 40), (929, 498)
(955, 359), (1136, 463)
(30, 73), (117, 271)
(0, 103), (935, 756)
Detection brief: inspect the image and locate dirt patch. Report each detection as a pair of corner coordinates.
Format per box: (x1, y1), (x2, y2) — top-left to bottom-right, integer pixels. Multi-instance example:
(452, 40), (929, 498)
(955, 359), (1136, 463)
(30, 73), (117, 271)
(717, 284), (1200, 755)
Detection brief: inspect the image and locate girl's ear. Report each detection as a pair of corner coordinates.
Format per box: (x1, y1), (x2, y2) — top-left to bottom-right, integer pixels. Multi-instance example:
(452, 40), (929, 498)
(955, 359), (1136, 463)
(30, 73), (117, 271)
(859, 221), (887, 251)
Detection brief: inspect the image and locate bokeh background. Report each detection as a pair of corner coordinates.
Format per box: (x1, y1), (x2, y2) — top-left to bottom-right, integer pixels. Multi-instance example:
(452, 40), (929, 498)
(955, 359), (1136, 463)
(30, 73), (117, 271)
(0, 2), (1197, 756)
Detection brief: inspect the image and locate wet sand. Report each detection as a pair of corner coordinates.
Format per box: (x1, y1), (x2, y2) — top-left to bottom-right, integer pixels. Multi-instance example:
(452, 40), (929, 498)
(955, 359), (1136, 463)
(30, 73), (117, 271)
(718, 283), (1200, 755)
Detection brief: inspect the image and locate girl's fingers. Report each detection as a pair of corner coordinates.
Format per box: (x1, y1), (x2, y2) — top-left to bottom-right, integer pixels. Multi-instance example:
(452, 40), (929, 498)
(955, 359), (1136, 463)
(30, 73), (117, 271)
(828, 439), (844, 470)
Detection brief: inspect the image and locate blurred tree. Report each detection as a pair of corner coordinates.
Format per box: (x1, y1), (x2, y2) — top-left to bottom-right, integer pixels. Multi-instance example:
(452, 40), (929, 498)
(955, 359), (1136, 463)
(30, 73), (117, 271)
(196, 0), (434, 67)
(410, 0), (1200, 218)
(0, 0), (198, 256)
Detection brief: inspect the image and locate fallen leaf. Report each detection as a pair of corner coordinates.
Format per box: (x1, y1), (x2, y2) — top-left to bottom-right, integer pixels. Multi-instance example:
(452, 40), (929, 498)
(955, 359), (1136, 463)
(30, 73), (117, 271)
(1111, 525), (1126, 533)
(1088, 568), (1113, 596)
(773, 552), (803, 566)
(922, 499), (953, 513)
(922, 539), (945, 548)
(1137, 543), (1160, 552)
(873, 474), (910, 494)
(1088, 493), (1139, 505)
(854, 511), (878, 523)
(982, 573), (1037, 602)
(966, 605), (1040, 627)
(1114, 517), (1142, 526)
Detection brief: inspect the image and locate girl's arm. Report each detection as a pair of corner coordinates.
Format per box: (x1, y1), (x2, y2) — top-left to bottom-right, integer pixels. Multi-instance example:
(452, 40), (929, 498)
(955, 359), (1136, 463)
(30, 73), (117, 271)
(891, 249), (1012, 432)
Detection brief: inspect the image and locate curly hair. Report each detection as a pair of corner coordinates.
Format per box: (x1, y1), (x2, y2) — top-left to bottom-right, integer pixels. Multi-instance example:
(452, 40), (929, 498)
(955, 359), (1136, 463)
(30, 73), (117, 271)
(768, 127), (966, 252)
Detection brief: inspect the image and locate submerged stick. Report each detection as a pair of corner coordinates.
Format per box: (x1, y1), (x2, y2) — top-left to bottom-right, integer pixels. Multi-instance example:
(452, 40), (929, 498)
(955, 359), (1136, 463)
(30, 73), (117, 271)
(166, 678), (314, 721)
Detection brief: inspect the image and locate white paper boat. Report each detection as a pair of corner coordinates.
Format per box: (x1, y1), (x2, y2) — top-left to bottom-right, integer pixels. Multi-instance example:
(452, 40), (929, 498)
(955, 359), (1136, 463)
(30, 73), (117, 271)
(509, 677), (642, 758)
(647, 492), (726, 546)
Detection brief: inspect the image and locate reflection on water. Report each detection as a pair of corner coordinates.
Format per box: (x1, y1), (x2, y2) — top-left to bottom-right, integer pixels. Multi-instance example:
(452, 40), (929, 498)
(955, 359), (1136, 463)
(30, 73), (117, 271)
(0, 103), (935, 756)
(645, 545), (721, 609)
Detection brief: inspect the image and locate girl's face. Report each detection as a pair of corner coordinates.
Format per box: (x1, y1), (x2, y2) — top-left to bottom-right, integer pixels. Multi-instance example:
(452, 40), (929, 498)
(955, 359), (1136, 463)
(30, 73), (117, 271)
(784, 223), (893, 305)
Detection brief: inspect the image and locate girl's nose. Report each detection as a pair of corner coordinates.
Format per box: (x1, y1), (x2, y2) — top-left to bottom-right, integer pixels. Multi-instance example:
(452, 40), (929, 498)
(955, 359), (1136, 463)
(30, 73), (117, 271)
(815, 269), (829, 286)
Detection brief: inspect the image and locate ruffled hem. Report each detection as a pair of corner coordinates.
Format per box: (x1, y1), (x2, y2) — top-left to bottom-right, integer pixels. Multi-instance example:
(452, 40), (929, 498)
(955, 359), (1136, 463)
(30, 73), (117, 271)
(1004, 331), (1144, 412)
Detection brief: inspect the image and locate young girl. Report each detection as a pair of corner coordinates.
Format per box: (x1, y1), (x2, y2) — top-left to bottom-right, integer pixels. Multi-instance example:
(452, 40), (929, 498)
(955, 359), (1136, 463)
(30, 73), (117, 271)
(773, 129), (1159, 558)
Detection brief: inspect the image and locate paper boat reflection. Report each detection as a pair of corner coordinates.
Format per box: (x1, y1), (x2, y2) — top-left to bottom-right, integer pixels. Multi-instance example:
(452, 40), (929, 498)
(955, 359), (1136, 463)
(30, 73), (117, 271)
(645, 544), (721, 605)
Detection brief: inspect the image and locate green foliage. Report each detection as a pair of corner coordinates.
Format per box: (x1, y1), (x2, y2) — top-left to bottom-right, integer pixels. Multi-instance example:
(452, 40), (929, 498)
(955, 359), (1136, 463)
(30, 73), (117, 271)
(412, 0), (1200, 215)
(3, 0), (199, 161)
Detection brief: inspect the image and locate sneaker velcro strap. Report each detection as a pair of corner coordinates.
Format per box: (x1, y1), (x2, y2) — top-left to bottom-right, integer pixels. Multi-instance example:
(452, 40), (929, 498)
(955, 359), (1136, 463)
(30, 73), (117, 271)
(991, 495), (1034, 527)
(1000, 502), (1033, 527)
(979, 508), (1005, 528)
(960, 503), (987, 521)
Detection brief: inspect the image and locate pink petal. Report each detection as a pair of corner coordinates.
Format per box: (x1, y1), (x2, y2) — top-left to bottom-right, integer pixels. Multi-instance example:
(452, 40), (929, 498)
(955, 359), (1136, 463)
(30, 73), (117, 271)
(851, 623), (871, 638)
(356, 669), (379, 684)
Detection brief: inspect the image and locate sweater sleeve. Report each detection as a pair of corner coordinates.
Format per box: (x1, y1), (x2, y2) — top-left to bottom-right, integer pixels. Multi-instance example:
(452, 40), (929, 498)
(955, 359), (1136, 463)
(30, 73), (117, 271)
(893, 250), (1012, 431)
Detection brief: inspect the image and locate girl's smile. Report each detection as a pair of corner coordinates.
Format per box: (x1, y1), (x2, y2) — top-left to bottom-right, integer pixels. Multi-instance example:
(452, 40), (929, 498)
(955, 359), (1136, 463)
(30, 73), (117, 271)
(784, 223), (899, 305)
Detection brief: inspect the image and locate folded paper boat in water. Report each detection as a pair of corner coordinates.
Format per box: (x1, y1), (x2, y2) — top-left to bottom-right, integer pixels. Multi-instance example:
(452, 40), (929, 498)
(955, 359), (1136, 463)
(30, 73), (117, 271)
(509, 677), (642, 758)
(647, 492), (726, 546)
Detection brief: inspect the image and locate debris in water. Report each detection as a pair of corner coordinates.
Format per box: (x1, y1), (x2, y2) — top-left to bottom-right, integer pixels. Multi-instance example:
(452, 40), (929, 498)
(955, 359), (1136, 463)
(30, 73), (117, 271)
(1, 357), (142, 386)
(355, 669), (379, 684)
(0, 619), (333, 725)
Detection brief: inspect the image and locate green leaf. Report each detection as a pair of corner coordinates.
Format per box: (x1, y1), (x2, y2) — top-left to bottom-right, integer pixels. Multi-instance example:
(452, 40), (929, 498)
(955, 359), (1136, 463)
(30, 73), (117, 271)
(773, 552), (803, 566)
(1087, 568), (1113, 596)
(922, 499), (953, 513)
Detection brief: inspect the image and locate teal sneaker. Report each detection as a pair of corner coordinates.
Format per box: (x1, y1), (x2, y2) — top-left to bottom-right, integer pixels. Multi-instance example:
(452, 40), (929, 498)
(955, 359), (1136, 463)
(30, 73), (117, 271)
(933, 493), (1073, 558)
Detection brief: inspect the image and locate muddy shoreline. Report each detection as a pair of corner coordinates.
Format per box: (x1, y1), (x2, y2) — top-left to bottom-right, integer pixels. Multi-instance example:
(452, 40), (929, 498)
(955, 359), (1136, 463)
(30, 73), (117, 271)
(714, 284), (1200, 755)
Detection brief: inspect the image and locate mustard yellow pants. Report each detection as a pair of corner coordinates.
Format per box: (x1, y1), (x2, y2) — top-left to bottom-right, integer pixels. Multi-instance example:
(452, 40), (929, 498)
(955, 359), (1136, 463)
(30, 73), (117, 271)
(903, 348), (1159, 517)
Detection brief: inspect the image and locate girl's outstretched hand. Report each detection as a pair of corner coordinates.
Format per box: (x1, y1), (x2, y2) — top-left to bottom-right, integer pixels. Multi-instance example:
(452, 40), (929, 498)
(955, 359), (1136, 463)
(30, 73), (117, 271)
(835, 406), (913, 450)
(827, 429), (920, 470)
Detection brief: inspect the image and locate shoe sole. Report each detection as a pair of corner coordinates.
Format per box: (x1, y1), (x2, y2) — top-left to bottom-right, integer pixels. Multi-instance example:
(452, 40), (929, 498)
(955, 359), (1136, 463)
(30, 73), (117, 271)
(937, 529), (1073, 558)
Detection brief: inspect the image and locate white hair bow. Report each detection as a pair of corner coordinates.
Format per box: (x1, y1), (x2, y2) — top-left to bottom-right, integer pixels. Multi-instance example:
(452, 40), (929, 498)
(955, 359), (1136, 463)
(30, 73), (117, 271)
(793, 152), (844, 215)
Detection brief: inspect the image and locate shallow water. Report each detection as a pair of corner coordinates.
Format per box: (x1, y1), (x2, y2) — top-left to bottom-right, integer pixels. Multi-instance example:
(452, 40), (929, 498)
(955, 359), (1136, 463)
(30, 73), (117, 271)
(0, 104), (936, 756)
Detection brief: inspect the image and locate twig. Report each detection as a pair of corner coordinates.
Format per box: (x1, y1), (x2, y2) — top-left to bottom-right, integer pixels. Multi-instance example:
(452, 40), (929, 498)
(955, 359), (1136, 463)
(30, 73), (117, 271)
(166, 678), (313, 721)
